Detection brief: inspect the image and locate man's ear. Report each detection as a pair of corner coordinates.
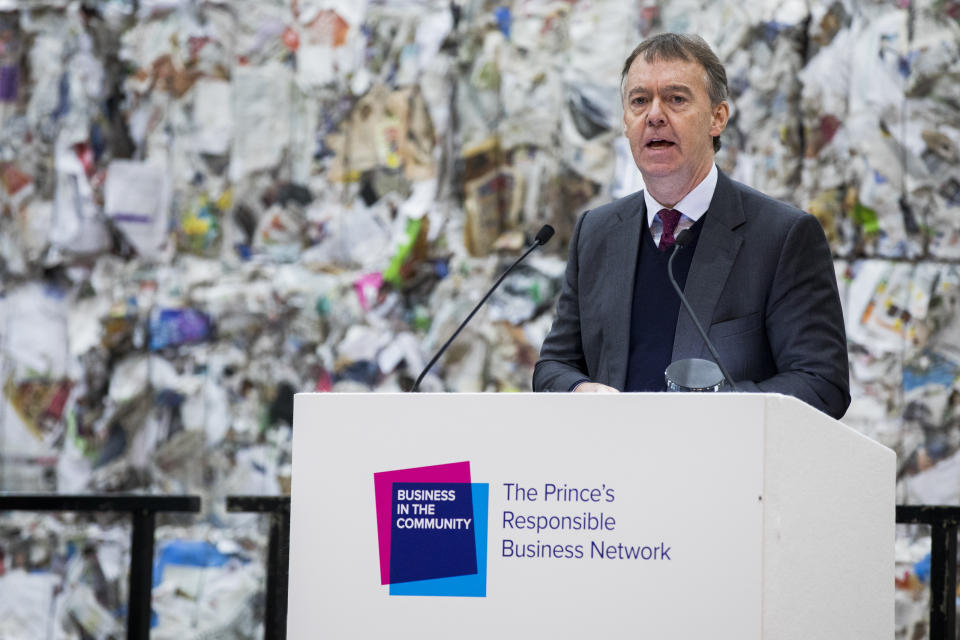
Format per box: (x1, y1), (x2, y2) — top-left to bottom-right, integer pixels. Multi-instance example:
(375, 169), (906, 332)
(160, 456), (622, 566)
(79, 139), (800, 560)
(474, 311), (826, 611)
(710, 101), (730, 137)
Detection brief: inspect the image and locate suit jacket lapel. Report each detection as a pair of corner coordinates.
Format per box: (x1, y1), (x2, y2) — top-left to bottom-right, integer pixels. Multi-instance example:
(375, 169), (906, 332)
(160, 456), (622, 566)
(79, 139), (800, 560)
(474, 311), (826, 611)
(672, 171), (745, 362)
(603, 193), (644, 388)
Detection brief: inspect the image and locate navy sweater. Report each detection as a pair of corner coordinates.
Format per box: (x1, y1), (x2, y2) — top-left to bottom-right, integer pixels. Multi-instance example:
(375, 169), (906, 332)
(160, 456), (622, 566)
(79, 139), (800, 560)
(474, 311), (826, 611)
(624, 215), (705, 391)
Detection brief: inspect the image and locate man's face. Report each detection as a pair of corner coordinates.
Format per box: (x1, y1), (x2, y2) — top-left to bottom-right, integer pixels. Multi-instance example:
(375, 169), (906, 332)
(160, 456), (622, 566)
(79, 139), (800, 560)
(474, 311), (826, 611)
(622, 56), (729, 184)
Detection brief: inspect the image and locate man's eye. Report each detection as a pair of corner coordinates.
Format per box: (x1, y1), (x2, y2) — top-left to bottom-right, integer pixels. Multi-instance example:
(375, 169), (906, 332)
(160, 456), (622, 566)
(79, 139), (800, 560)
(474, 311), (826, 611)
(671, 95), (686, 104)
(632, 97), (646, 106)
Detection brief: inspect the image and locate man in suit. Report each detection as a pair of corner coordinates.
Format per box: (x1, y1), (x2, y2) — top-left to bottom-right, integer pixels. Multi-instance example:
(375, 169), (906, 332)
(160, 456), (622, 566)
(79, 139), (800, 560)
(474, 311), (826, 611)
(533, 33), (850, 419)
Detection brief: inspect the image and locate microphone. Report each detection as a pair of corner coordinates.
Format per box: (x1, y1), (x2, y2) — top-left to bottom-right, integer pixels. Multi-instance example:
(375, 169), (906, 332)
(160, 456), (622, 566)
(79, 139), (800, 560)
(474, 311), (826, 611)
(410, 224), (555, 392)
(665, 230), (738, 392)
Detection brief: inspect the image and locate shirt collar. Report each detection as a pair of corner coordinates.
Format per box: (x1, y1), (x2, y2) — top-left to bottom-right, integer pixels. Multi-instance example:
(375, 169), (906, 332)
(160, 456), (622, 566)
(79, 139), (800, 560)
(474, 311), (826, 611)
(644, 163), (718, 227)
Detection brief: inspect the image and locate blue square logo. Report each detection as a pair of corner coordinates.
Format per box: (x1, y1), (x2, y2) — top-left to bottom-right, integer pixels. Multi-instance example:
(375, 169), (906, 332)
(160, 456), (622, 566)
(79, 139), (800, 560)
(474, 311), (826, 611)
(389, 482), (477, 584)
(390, 483), (488, 597)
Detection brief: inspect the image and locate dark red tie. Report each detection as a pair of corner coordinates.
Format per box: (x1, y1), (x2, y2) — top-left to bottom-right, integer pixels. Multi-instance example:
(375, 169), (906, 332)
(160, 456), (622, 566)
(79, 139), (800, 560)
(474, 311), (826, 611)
(657, 208), (682, 251)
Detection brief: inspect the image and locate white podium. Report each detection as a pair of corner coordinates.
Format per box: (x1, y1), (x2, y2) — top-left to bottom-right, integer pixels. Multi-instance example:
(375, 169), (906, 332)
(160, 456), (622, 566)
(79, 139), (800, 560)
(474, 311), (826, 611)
(287, 393), (895, 639)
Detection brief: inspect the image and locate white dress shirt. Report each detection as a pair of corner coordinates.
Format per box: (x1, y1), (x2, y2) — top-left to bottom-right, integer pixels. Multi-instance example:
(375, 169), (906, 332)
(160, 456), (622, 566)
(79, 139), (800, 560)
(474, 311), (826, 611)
(644, 164), (719, 247)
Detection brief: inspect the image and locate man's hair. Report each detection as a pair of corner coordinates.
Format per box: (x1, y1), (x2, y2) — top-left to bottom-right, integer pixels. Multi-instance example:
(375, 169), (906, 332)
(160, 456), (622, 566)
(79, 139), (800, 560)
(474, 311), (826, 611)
(621, 33), (729, 152)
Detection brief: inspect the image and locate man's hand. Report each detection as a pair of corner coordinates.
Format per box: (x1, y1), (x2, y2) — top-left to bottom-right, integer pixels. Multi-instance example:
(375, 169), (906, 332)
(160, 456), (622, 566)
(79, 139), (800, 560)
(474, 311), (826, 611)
(573, 382), (620, 393)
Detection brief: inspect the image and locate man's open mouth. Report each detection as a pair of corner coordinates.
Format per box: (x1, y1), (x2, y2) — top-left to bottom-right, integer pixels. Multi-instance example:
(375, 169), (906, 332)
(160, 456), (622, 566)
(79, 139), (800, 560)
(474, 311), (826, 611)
(647, 140), (675, 149)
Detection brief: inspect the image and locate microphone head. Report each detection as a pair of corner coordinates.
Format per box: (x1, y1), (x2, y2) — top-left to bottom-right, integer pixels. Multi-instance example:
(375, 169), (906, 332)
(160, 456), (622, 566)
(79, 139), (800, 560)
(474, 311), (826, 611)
(675, 229), (693, 247)
(534, 224), (555, 246)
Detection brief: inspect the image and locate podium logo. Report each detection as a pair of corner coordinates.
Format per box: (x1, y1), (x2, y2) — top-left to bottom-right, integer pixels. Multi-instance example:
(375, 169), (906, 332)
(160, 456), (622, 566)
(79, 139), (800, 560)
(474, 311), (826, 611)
(374, 461), (488, 597)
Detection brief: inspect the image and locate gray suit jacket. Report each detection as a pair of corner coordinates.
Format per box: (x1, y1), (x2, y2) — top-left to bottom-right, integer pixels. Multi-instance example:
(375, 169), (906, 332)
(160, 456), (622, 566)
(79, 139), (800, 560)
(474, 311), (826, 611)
(533, 170), (851, 419)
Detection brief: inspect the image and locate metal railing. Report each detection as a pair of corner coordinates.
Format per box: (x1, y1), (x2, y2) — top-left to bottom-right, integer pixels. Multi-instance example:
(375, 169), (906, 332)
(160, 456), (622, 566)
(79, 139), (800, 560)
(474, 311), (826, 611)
(897, 505), (960, 640)
(2, 496), (955, 639)
(0, 494), (201, 640)
(226, 495), (290, 640)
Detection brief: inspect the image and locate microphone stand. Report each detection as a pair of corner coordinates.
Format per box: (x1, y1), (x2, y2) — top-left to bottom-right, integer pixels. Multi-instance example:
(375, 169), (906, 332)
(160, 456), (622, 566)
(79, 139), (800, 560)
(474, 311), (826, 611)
(667, 234), (738, 392)
(411, 227), (554, 392)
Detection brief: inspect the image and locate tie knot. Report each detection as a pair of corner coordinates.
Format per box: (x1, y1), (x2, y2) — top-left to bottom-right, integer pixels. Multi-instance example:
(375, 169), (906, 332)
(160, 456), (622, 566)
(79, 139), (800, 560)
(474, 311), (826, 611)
(657, 208), (682, 251)
(657, 208), (682, 234)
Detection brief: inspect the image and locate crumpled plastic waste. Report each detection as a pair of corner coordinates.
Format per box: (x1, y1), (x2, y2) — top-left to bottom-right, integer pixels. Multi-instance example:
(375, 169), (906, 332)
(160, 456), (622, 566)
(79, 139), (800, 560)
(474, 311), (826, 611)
(2, 3), (960, 638)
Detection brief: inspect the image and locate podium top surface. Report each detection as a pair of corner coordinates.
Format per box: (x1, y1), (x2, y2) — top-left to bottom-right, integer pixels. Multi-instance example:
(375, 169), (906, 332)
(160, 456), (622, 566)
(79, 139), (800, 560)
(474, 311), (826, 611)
(293, 391), (887, 451)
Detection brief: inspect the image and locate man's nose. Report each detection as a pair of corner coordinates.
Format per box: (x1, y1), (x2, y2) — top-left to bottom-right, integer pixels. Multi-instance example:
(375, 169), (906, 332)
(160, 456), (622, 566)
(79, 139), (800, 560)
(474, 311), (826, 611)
(647, 99), (666, 126)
